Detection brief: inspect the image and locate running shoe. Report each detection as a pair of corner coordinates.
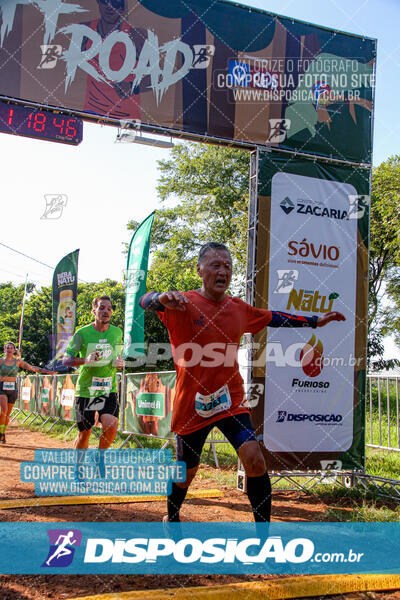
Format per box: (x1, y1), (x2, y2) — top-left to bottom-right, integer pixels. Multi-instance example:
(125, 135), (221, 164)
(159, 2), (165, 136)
(0, 433), (5, 444)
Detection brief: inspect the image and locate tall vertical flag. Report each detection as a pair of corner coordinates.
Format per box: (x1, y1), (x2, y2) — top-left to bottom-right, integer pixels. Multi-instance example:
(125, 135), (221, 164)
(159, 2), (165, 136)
(51, 250), (79, 366)
(18, 273), (29, 353)
(123, 212), (155, 359)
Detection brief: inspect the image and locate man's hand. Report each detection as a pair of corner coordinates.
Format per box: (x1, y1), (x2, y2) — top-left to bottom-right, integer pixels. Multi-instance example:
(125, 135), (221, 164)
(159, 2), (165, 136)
(159, 291), (188, 311)
(113, 355), (125, 369)
(85, 351), (100, 364)
(317, 312), (346, 327)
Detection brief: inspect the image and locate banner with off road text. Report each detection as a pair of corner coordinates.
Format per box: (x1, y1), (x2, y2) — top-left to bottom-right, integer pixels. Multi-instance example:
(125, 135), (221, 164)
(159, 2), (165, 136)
(249, 150), (369, 471)
(0, 0), (375, 162)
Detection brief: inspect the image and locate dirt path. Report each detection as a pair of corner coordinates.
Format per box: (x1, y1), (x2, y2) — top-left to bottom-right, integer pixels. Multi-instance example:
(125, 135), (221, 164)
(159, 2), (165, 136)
(0, 423), (399, 600)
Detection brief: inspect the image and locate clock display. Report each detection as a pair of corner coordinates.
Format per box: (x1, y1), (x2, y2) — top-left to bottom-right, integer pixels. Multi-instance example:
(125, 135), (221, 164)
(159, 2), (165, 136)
(0, 103), (83, 145)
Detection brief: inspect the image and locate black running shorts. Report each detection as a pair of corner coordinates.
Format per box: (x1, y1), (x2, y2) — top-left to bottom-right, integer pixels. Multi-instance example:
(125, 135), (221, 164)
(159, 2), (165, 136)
(75, 393), (119, 432)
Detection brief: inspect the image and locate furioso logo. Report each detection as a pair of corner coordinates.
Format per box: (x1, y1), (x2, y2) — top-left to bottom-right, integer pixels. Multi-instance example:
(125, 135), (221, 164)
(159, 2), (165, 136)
(300, 335), (324, 377)
(42, 529), (82, 568)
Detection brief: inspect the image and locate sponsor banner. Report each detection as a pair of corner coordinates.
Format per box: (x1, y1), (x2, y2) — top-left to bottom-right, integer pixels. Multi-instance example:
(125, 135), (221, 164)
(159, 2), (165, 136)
(266, 173), (357, 453)
(123, 212), (155, 359)
(38, 375), (55, 417)
(252, 151), (369, 470)
(0, 1), (375, 162)
(54, 373), (79, 421)
(125, 372), (175, 439)
(51, 250), (79, 366)
(19, 375), (37, 411)
(1, 522), (400, 574)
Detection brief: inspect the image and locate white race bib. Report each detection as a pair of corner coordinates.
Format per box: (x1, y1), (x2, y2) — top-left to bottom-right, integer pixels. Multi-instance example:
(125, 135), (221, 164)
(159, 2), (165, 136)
(195, 385), (231, 418)
(3, 382), (15, 391)
(90, 377), (112, 394)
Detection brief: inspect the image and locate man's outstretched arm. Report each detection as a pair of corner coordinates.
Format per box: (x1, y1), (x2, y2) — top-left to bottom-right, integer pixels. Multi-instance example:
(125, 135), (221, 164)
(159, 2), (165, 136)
(268, 310), (345, 328)
(140, 291), (188, 312)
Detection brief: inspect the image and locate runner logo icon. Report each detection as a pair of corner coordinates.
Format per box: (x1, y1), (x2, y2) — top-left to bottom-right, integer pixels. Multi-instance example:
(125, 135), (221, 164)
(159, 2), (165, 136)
(42, 529), (82, 568)
(276, 411), (287, 422)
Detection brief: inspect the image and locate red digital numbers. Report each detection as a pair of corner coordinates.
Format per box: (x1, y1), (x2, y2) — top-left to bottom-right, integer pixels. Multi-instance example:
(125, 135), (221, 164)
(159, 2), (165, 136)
(53, 116), (77, 138)
(33, 112), (46, 132)
(53, 116), (65, 135)
(65, 119), (77, 138)
(0, 102), (81, 145)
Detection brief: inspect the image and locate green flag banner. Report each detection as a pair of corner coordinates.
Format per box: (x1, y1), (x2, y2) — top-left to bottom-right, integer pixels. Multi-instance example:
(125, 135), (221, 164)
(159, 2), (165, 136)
(123, 212), (155, 359)
(51, 249), (79, 366)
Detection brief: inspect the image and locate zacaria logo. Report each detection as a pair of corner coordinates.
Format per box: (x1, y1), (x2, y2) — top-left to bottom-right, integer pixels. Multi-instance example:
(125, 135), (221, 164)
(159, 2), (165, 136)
(300, 335), (324, 377)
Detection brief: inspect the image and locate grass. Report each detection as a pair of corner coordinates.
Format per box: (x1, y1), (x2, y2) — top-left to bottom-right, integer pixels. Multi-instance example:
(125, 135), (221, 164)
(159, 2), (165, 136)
(11, 407), (400, 521)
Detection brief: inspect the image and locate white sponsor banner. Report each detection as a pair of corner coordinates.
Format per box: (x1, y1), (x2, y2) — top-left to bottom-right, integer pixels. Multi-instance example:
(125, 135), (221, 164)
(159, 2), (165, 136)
(61, 388), (75, 407)
(21, 387), (31, 402)
(264, 173), (357, 452)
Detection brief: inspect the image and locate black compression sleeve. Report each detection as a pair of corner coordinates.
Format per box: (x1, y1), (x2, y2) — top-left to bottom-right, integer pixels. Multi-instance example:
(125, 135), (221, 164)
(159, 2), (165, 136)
(269, 311), (318, 328)
(139, 292), (164, 311)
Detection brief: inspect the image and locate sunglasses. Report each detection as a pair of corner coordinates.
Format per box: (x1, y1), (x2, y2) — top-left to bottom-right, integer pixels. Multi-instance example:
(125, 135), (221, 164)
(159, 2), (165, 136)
(99, 0), (125, 9)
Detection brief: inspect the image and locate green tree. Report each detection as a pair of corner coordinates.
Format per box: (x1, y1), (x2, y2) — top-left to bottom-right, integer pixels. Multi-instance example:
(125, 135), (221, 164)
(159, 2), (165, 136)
(128, 142), (250, 295)
(368, 156), (400, 366)
(0, 280), (126, 367)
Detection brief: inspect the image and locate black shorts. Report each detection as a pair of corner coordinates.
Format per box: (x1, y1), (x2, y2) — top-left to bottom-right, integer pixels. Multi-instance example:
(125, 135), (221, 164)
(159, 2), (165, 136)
(176, 412), (257, 469)
(75, 393), (119, 432)
(0, 382), (18, 404)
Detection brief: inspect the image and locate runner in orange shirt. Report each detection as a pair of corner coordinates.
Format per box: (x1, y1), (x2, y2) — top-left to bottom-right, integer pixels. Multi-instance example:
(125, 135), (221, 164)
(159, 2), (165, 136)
(140, 242), (345, 523)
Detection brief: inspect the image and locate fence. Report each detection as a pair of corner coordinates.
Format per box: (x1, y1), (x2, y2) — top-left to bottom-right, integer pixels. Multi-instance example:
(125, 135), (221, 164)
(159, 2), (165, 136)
(10, 372), (400, 496)
(366, 374), (400, 452)
(11, 371), (228, 467)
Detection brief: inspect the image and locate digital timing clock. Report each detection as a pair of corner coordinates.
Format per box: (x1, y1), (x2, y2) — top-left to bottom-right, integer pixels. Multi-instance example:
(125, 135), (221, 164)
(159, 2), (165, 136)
(0, 102), (83, 145)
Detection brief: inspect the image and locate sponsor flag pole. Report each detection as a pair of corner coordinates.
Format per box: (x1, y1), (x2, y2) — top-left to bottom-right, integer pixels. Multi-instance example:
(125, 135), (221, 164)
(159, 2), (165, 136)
(121, 212), (155, 430)
(18, 273), (28, 354)
(50, 250), (79, 370)
(123, 212), (155, 360)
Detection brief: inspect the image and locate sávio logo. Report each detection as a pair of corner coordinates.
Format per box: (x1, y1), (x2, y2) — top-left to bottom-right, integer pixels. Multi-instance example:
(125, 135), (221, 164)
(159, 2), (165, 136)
(288, 239), (340, 262)
(280, 197), (295, 215)
(300, 335), (324, 378)
(42, 529), (82, 568)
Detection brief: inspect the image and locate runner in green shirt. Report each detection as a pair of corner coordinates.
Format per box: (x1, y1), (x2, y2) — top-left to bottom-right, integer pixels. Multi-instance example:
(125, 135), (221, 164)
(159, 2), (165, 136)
(63, 295), (124, 449)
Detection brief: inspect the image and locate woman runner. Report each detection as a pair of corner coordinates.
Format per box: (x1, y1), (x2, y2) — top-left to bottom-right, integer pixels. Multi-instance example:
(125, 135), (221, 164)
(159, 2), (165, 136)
(0, 342), (54, 444)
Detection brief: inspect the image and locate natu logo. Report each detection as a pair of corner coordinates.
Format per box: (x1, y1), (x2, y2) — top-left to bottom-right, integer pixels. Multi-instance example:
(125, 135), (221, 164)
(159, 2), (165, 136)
(286, 289), (339, 313)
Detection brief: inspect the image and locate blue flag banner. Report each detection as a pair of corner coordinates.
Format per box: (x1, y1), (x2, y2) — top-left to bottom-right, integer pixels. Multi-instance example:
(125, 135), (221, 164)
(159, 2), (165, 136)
(0, 522), (399, 574)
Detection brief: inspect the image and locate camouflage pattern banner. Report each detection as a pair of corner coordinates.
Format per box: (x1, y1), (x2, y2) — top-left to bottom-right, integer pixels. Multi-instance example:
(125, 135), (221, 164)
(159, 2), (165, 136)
(250, 150), (369, 471)
(0, 0), (375, 162)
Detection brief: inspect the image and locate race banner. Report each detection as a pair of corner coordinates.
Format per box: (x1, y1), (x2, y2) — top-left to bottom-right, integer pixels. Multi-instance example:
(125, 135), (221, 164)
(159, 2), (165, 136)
(125, 372), (175, 439)
(0, 1), (375, 163)
(250, 150), (369, 471)
(123, 212), (155, 359)
(51, 249), (79, 366)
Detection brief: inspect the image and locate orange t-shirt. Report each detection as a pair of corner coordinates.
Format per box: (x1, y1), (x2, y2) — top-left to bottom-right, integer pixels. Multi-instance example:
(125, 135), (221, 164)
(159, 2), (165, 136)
(157, 291), (272, 435)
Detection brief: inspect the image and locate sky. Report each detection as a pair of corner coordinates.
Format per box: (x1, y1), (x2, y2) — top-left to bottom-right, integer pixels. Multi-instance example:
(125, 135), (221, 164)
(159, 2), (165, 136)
(1, 0), (400, 355)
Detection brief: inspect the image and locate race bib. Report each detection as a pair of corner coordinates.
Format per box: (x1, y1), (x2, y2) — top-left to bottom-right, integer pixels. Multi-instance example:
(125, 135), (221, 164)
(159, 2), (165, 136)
(3, 382), (15, 391)
(195, 385), (231, 418)
(90, 377), (112, 394)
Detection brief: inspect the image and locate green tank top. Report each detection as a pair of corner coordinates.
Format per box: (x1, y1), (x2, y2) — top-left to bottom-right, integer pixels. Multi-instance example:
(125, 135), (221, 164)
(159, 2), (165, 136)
(0, 359), (19, 377)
